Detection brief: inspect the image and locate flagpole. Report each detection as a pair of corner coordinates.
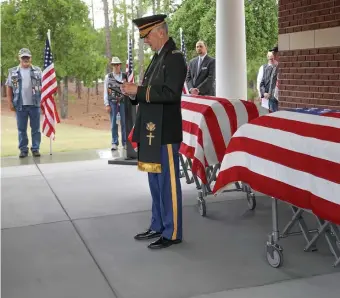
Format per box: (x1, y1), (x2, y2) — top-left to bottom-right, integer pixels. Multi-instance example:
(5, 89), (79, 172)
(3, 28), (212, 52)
(47, 29), (53, 155)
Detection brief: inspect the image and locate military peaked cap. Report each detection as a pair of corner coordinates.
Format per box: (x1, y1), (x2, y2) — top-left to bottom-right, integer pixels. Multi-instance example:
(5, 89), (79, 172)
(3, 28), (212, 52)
(132, 14), (167, 38)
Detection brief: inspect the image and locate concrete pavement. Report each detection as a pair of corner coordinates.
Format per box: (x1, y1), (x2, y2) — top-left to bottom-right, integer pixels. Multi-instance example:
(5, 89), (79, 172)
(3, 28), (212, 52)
(1, 150), (340, 298)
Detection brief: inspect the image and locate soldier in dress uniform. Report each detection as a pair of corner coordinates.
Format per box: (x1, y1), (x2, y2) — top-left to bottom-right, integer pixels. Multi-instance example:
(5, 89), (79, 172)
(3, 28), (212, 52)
(121, 14), (187, 249)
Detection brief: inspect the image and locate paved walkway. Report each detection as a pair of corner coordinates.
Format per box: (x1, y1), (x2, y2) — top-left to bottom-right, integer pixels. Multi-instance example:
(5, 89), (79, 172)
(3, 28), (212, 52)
(1, 150), (340, 298)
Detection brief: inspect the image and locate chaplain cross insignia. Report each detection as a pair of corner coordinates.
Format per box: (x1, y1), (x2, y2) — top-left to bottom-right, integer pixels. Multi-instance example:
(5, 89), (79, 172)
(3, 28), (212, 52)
(146, 122), (156, 145)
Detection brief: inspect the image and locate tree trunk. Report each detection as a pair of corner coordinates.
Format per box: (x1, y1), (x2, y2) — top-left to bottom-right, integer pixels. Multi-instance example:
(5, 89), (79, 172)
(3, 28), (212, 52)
(76, 79), (82, 99)
(103, 0), (112, 74)
(96, 79), (99, 96)
(112, 0), (117, 28)
(57, 81), (62, 101)
(152, 0), (156, 14)
(60, 77), (69, 119)
(1, 83), (7, 98)
(122, 0), (128, 29)
(137, 0), (144, 84)
(86, 88), (90, 113)
(131, 0), (135, 51)
(91, 0), (95, 28)
(156, 0), (161, 13)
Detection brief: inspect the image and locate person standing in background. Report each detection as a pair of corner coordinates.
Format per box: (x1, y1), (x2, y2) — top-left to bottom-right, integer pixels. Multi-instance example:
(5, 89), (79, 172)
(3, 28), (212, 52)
(6, 48), (42, 158)
(103, 57), (127, 150)
(186, 40), (215, 96)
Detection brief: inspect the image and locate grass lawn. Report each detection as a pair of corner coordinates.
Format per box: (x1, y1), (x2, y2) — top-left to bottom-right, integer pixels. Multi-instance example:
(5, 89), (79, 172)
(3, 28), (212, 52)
(1, 115), (111, 157)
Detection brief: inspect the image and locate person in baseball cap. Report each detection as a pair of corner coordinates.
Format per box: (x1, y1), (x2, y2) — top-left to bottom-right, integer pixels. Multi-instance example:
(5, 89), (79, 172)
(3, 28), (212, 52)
(18, 48), (32, 57)
(6, 47), (42, 158)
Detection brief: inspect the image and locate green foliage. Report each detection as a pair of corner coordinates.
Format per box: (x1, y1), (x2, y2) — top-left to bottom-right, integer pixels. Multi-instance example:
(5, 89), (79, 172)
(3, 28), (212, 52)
(169, 0), (278, 83)
(0, 0), (107, 85)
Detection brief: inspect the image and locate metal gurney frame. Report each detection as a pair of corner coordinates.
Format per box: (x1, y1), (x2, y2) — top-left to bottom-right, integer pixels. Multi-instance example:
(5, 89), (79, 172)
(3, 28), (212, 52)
(179, 154), (256, 216)
(266, 198), (340, 268)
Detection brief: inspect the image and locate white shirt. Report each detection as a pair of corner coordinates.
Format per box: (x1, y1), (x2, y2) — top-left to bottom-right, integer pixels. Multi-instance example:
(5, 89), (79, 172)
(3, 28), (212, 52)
(198, 53), (207, 66)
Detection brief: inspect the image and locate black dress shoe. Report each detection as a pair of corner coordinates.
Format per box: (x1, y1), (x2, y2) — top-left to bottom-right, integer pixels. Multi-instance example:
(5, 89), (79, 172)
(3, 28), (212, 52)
(148, 236), (182, 249)
(134, 229), (161, 240)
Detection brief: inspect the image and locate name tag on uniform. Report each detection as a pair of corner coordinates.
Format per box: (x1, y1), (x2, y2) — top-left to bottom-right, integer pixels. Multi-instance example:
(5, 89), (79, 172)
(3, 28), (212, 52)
(202, 67), (207, 70)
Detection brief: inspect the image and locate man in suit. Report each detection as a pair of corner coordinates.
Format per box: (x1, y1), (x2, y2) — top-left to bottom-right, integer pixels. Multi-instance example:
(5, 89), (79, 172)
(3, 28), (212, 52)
(121, 14), (187, 249)
(186, 40), (215, 96)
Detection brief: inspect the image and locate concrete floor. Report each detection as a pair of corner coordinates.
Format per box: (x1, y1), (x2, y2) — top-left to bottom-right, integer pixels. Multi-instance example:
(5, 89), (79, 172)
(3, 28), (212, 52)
(1, 150), (340, 298)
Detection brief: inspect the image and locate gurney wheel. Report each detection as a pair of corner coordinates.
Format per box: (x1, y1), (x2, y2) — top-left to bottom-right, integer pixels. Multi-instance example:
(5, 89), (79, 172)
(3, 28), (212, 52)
(266, 244), (283, 268)
(198, 198), (206, 217)
(247, 193), (256, 210)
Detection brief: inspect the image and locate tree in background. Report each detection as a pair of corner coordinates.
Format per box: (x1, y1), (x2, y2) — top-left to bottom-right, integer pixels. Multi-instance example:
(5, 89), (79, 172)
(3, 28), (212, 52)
(169, 0), (278, 98)
(1, 0), (107, 118)
(1, 0), (278, 110)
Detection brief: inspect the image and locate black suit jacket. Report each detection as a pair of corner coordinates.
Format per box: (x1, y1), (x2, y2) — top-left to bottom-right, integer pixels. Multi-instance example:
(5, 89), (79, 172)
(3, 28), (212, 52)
(186, 55), (215, 96)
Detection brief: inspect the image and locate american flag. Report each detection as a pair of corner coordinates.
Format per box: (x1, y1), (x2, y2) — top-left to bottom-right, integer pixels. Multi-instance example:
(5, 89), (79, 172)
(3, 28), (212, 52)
(179, 28), (189, 94)
(126, 33), (138, 151)
(126, 34), (134, 83)
(180, 95), (267, 184)
(41, 36), (60, 139)
(213, 111), (340, 225)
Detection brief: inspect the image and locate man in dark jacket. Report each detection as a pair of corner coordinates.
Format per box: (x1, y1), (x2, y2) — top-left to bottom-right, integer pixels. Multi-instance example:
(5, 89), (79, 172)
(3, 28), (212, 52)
(186, 40), (215, 96)
(121, 14), (187, 249)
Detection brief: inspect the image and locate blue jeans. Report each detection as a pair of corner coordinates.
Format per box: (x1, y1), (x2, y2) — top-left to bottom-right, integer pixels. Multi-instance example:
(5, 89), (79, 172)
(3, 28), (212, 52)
(15, 105), (41, 152)
(269, 97), (279, 112)
(148, 143), (183, 240)
(109, 101), (126, 146)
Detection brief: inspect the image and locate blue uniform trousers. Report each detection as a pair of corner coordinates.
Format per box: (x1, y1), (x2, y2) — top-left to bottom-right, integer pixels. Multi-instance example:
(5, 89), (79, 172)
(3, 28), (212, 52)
(148, 143), (183, 240)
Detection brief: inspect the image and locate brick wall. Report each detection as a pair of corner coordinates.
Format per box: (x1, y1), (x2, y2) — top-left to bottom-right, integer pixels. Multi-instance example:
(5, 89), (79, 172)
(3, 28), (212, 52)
(278, 47), (340, 108)
(278, 0), (340, 109)
(279, 0), (340, 34)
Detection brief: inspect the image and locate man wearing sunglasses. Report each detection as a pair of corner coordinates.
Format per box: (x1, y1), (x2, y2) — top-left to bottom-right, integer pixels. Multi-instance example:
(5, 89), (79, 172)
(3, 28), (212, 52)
(121, 14), (187, 249)
(6, 48), (42, 158)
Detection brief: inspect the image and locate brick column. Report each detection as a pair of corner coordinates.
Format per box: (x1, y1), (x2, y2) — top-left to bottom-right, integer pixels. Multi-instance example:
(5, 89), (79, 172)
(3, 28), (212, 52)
(278, 0), (340, 109)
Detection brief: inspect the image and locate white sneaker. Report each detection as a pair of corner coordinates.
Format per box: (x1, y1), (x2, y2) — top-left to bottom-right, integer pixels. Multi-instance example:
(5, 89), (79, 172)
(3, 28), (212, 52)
(111, 144), (118, 151)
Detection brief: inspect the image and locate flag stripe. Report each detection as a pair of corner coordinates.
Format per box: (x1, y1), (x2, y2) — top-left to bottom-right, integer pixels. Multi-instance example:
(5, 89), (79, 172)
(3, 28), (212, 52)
(267, 110), (340, 128)
(41, 35), (60, 140)
(240, 100), (260, 122)
(225, 137), (340, 184)
(214, 110), (340, 226)
(213, 166), (340, 225)
(233, 124), (340, 163)
(251, 114), (340, 143)
(216, 151), (340, 205)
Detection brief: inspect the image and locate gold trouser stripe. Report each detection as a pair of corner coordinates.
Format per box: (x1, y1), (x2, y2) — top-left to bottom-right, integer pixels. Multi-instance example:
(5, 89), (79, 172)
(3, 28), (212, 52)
(167, 144), (178, 240)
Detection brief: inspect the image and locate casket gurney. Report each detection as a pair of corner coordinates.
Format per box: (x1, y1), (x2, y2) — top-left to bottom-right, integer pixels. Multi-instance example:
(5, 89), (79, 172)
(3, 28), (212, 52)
(213, 110), (340, 268)
(179, 94), (268, 216)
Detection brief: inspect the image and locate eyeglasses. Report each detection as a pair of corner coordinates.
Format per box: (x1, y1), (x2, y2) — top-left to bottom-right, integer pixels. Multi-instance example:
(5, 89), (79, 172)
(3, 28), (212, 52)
(21, 56), (31, 59)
